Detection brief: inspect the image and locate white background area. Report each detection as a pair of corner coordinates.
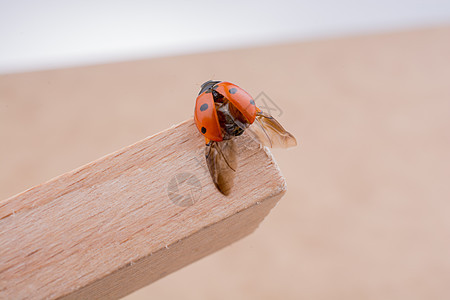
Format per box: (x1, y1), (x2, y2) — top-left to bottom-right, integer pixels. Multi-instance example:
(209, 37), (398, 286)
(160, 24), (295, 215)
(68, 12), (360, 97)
(1, 0), (449, 74)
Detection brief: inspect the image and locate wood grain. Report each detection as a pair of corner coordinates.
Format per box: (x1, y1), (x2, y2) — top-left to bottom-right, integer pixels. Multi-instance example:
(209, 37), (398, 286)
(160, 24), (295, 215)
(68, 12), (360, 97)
(0, 119), (286, 299)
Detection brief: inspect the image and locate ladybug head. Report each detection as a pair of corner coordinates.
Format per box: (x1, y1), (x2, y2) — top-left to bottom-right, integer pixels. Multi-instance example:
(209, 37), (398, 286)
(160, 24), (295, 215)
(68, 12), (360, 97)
(198, 80), (221, 95)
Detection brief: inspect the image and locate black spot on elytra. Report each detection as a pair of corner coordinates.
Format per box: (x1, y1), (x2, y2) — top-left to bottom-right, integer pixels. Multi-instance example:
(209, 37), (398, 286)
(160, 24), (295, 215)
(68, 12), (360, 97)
(229, 88), (237, 94)
(200, 103), (208, 111)
(250, 99), (255, 105)
(201, 127), (207, 134)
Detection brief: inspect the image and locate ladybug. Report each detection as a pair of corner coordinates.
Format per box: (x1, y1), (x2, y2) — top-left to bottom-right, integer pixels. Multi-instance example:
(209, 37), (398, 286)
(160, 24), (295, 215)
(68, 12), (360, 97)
(194, 80), (296, 195)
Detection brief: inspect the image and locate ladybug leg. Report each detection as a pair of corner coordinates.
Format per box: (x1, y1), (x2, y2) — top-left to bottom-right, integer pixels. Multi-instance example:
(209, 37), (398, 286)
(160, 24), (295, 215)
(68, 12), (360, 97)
(204, 138), (214, 161)
(204, 138), (212, 159)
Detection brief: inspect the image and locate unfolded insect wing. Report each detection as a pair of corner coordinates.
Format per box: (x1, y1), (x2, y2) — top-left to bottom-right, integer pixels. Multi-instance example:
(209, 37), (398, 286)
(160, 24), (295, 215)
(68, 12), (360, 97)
(247, 111), (297, 148)
(205, 140), (237, 195)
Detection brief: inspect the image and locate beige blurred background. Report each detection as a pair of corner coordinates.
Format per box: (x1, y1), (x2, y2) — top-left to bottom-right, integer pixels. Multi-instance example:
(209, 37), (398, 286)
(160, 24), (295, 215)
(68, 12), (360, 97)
(1, 26), (449, 299)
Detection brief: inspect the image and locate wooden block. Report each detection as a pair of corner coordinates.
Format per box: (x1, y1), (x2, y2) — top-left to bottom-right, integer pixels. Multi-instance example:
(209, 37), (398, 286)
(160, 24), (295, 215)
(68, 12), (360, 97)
(0, 119), (286, 299)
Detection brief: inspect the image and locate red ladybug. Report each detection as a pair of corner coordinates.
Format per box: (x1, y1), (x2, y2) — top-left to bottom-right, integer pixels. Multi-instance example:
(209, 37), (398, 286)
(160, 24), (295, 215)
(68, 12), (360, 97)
(194, 80), (296, 195)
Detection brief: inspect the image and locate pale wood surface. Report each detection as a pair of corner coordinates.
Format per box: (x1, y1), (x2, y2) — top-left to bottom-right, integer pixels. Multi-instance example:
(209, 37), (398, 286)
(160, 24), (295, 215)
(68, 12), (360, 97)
(1, 26), (450, 299)
(0, 119), (286, 299)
